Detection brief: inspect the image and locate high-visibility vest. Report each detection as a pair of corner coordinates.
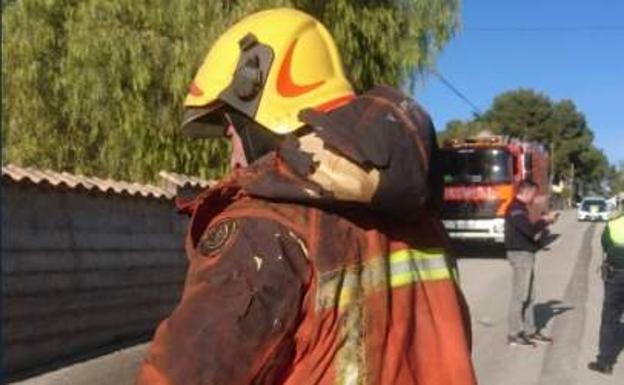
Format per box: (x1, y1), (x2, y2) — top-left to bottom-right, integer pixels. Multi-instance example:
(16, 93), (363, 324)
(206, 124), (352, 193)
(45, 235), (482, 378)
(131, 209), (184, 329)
(607, 215), (624, 245)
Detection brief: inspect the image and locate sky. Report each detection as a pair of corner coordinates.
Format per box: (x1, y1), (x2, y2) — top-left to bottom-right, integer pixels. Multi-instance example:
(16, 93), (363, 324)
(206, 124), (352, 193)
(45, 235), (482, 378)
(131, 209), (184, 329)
(413, 0), (623, 165)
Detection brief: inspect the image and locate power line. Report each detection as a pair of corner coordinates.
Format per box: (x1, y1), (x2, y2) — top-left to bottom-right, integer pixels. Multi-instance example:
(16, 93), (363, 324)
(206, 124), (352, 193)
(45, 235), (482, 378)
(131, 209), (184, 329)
(464, 25), (624, 32)
(428, 70), (483, 116)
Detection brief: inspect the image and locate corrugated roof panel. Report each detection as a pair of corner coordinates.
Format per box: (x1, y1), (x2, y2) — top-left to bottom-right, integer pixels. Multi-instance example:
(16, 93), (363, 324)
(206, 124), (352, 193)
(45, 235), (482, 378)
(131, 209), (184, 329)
(2, 164), (173, 200)
(158, 171), (215, 189)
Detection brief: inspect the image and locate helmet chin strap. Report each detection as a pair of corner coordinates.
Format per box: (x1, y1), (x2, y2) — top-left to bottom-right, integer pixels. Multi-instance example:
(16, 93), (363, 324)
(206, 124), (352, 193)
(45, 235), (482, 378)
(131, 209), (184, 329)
(225, 110), (281, 164)
(226, 124), (248, 169)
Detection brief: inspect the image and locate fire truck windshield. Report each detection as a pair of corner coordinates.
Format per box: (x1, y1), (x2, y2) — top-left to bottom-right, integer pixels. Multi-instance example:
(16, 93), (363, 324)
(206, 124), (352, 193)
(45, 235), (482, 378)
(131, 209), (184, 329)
(442, 148), (512, 185)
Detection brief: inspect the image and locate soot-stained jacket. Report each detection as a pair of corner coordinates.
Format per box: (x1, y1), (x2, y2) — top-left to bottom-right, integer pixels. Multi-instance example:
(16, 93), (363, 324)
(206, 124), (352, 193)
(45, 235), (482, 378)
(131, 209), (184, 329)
(136, 86), (477, 385)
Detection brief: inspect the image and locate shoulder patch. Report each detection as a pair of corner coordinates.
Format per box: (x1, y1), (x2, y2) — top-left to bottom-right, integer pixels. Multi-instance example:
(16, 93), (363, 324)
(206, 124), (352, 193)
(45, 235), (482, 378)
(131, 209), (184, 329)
(198, 219), (239, 256)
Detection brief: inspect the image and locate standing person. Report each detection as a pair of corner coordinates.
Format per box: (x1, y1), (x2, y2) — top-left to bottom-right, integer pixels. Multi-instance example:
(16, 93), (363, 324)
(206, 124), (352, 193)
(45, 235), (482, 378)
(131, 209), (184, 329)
(504, 179), (558, 347)
(135, 8), (477, 385)
(588, 214), (624, 375)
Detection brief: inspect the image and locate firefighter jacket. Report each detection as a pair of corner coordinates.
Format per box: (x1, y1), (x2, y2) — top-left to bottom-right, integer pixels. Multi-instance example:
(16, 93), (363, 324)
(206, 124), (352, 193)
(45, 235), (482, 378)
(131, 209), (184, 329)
(136, 86), (477, 385)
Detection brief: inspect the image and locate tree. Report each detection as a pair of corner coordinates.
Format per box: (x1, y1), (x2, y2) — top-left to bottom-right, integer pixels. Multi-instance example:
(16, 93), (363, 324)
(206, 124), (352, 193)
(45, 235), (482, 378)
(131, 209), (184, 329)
(296, 0), (460, 92)
(2, 0), (460, 182)
(437, 118), (498, 144)
(438, 89), (612, 192)
(482, 89), (553, 141)
(607, 161), (624, 195)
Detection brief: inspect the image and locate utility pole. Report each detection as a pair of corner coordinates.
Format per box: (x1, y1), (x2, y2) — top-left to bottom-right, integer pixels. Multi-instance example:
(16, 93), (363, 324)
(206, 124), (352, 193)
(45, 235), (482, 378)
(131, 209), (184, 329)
(549, 141), (555, 186)
(571, 162), (576, 204)
(567, 162), (576, 208)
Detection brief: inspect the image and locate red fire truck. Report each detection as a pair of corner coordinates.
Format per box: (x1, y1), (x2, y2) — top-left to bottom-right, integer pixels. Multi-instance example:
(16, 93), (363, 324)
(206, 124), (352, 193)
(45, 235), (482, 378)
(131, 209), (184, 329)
(441, 135), (550, 243)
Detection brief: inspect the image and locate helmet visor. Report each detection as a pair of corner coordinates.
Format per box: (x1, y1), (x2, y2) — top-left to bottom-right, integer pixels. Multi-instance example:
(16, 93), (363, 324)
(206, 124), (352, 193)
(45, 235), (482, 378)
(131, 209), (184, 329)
(181, 102), (228, 138)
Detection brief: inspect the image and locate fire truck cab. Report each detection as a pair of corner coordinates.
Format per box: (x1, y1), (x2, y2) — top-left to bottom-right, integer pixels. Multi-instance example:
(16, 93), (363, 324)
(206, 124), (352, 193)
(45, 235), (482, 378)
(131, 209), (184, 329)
(441, 135), (549, 243)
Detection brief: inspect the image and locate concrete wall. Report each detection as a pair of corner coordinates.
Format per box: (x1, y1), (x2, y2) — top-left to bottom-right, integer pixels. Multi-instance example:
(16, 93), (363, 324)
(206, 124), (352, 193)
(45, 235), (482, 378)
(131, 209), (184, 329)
(2, 181), (189, 375)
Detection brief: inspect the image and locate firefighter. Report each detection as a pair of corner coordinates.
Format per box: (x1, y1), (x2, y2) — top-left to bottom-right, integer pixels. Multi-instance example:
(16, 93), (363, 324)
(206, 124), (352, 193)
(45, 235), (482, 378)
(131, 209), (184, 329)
(136, 8), (476, 385)
(588, 214), (624, 375)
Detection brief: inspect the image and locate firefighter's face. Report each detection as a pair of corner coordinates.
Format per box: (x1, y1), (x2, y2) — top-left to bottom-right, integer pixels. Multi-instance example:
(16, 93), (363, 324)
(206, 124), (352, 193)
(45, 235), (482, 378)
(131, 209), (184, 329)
(225, 123), (248, 170)
(223, 110), (281, 169)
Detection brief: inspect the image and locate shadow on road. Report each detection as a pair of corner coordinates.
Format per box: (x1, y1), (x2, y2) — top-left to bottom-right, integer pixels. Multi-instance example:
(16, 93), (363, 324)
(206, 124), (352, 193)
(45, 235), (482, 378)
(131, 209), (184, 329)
(534, 299), (574, 331)
(451, 232), (562, 259)
(451, 241), (507, 259)
(539, 232), (562, 251)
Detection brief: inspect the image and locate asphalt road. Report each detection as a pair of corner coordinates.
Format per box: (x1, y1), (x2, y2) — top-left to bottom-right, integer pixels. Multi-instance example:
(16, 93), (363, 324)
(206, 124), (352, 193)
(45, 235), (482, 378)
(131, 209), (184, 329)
(12, 211), (623, 384)
(459, 210), (622, 384)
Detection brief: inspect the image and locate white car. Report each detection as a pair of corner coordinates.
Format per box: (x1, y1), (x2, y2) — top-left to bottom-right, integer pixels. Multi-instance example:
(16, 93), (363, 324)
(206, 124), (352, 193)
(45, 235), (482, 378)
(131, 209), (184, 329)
(577, 197), (610, 222)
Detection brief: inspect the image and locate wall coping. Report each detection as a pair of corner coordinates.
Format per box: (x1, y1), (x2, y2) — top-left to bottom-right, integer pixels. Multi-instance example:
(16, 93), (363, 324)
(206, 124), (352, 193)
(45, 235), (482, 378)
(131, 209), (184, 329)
(2, 164), (214, 200)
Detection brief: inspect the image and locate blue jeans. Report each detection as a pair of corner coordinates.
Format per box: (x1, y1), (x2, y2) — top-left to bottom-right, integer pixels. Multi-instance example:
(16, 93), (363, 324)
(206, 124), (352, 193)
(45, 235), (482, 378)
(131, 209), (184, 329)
(597, 270), (624, 365)
(507, 250), (536, 336)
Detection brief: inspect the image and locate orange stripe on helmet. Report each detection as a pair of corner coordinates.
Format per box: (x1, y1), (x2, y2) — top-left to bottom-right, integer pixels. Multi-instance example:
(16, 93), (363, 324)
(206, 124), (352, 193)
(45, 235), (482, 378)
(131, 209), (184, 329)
(276, 39), (326, 97)
(189, 81), (204, 97)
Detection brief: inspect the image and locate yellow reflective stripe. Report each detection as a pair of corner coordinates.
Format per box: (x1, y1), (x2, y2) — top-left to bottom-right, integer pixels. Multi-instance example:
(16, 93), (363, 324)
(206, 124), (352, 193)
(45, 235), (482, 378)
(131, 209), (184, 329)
(390, 267), (452, 288)
(390, 248), (445, 263)
(315, 248), (452, 312)
(388, 248), (451, 288)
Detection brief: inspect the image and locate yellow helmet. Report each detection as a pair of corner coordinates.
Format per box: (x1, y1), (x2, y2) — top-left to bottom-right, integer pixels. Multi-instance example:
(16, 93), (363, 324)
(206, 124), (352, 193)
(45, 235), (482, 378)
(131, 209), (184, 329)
(182, 8), (354, 137)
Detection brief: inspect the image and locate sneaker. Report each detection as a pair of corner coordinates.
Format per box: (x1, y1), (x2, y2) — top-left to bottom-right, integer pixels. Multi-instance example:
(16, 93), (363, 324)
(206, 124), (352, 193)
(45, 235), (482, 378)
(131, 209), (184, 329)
(507, 333), (536, 348)
(588, 361), (613, 375)
(528, 332), (553, 345)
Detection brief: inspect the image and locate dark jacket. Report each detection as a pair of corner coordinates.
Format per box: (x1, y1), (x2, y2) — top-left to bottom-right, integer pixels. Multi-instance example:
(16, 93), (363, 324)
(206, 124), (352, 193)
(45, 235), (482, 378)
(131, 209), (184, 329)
(504, 198), (547, 253)
(602, 216), (624, 269)
(135, 87), (477, 385)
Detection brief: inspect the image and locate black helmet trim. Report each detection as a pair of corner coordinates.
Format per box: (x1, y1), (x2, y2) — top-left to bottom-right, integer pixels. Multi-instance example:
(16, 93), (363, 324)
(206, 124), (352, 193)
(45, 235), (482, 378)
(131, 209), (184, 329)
(219, 33), (275, 121)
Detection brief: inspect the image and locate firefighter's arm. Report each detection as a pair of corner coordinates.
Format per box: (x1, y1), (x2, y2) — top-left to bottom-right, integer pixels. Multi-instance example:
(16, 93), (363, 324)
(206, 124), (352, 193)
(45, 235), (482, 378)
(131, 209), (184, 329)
(136, 217), (310, 385)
